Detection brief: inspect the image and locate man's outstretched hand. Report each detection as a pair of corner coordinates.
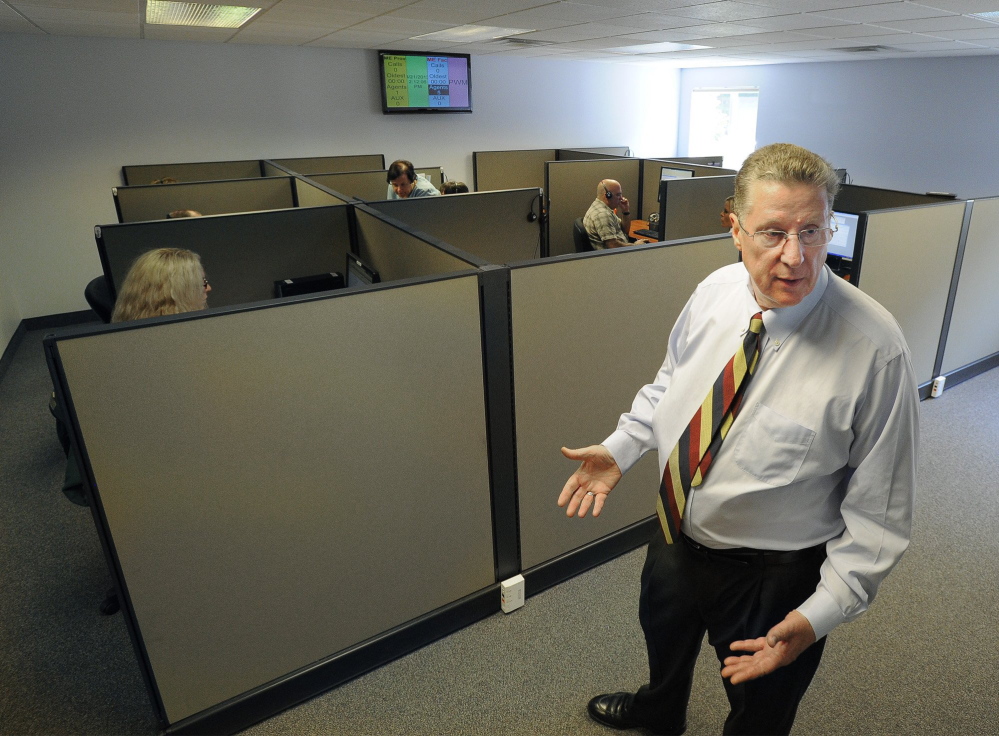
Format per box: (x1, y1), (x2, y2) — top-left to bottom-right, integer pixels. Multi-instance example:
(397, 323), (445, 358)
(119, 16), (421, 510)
(721, 611), (817, 684)
(557, 445), (622, 518)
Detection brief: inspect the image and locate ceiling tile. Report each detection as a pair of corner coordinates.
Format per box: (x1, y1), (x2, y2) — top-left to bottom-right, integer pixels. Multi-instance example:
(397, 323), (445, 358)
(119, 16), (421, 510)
(608, 12), (717, 30)
(800, 22), (907, 37)
(944, 26), (999, 38)
(252, 5), (372, 27)
(0, 7), (44, 34)
(663, 1), (797, 22)
(13, 0), (140, 9)
(347, 16), (455, 35)
(888, 38), (989, 49)
(480, 1), (621, 30)
(231, 23), (336, 43)
(811, 2), (956, 23)
(909, 0), (999, 11)
(739, 0), (904, 10)
(16, 5), (135, 27)
(386, 0), (553, 24)
(306, 28), (409, 47)
(517, 22), (657, 42)
(872, 14), (999, 31)
(733, 12), (850, 30)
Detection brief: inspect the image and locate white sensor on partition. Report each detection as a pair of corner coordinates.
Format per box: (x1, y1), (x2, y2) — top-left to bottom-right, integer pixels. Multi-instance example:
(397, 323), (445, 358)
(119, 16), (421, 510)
(931, 376), (946, 398)
(500, 575), (525, 613)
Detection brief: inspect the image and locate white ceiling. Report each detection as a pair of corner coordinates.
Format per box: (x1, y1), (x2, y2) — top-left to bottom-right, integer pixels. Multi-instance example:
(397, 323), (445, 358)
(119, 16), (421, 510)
(3, 0), (999, 66)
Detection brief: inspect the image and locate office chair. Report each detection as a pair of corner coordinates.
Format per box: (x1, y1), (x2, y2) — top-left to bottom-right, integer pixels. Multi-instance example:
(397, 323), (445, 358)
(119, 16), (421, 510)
(573, 218), (593, 253)
(84, 276), (114, 323)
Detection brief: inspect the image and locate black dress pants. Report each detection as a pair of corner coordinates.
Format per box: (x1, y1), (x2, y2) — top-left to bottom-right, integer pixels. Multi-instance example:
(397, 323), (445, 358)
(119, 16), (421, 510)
(629, 530), (827, 736)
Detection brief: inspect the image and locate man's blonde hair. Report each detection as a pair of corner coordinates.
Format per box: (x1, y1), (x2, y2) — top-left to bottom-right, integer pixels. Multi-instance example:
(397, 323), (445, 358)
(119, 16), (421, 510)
(733, 143), (839, 218)
(111, 248), (206, 322)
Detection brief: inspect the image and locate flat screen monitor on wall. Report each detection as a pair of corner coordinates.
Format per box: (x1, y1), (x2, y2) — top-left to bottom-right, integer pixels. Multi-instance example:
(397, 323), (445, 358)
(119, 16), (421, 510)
(828, 211), (860, 260)
(379, 51), (472, 114)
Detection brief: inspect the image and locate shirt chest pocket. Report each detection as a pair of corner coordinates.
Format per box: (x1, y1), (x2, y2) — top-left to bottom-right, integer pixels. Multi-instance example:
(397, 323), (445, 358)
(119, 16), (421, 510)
(733, 403), (816, 486)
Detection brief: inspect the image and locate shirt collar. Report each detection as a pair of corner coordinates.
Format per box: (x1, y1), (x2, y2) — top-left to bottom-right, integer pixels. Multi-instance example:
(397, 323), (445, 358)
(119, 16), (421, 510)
(742, 265), (829, 352)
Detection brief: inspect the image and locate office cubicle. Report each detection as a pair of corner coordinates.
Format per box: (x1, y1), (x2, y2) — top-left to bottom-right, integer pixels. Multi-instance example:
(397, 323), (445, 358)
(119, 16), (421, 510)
(368, 188), (544, 264)
(304, 167), (443, 202)
(96, 206), (351, 308)
(656, 175), (737, 241)
(294, 177), (351, 208)
(122, 160), (264, 186)
(835, 184), (955, 212)
(268, 154), (385, 175)
(545, 158), (641, 257)
(939, 197), (999, 380)
(642, 160), (736, 221)
(45, 270), (498, 733)
(112, 177), (297, 223)
(352, 204), (487, 283)
(555, 147), (631, 160)
(855, 201), (966, 389)
(661, 156), (724, 166)
(472, 147), (631, 193)
(509, 235), (739, 580)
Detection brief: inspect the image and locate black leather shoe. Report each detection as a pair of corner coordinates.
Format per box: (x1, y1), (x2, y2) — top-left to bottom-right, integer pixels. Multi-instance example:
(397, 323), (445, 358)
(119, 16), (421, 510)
(587, 692), (686, 735)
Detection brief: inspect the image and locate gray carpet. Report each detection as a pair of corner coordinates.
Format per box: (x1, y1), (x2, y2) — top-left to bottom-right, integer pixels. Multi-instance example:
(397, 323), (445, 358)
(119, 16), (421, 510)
(1, 328), (997, 735)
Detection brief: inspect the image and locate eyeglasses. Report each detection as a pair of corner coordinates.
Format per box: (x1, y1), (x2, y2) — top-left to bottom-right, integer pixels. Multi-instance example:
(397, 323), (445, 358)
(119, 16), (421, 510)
(737, 215), (838, 249)
(203, 278), (210, 289)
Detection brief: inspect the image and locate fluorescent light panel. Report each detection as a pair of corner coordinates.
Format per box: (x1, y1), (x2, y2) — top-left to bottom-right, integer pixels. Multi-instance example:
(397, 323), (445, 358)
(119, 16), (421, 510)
(609, 41), (710, 54)
(971, 12), (999, 22)
(412, 25), (534, 43)
(146, 1), (261, 28)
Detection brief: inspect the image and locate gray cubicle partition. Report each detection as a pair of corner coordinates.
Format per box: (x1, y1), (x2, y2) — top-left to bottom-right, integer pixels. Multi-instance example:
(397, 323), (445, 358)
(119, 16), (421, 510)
(856, 201), (966, 388)
(545, 158), (641, 257)
(835, 184), (954, 212)
(556, 148), (629, 160)
(352, 205), (485, 283)
(473, 149), (557, 193)
(659, 175), (738, 241)
(96, 205), (351, 308)
(940, 197), (999, 377)
(304, 168), (443, 202)
(294, 176), (350, 207)
(510, 235), (738, 574)
(113, 177), (297, 223)
(46, 273), (495, 731)
(269, 154), (385, 175)
(661, 156), (724, 166)
(122, 160), (264, 186)
(642, 160), (736, 221)
(368, 188), (543, 264)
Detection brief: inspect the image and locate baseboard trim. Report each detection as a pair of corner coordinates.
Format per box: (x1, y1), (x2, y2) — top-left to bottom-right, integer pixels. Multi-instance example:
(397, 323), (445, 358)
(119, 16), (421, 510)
(0, 321), (29, 384)
(23, 309), (100, 331)
(165, 585), (499, 735)
(522, 517), (657, 598)
(942, 352), (999, 392)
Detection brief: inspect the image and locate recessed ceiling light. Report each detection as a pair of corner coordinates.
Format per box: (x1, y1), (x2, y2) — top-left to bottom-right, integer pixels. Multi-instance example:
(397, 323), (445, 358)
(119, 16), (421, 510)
(411, 25), (535, 43)
(145, 1), (261, 28)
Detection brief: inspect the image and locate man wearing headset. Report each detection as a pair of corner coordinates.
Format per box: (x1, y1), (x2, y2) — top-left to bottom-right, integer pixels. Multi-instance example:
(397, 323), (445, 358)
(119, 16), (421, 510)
(386, 159), (441, 200)
(583, 179), (651, 249)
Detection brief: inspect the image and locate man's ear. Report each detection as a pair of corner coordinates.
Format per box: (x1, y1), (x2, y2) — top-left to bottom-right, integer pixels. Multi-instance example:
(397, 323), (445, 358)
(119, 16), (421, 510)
(731, 214), (743, 251)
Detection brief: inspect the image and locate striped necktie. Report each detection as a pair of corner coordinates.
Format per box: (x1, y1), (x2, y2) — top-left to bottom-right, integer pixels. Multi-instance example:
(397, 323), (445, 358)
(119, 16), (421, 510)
(657, 311), (765, 544)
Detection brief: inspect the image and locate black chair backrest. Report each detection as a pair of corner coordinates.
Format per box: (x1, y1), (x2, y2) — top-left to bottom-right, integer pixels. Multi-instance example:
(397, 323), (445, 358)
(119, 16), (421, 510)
(85, 276), (114, 323)
(572, 217), (593, 252)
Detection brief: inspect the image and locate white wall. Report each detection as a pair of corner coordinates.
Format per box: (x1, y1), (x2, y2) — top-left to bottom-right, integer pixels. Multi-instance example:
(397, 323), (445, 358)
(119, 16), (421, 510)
(678, 56), (999, 201)
(0, 33), (680, 334)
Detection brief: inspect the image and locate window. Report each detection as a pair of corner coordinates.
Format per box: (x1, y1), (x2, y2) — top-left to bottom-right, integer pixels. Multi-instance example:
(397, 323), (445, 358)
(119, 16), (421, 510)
(688, 87), (759, 170)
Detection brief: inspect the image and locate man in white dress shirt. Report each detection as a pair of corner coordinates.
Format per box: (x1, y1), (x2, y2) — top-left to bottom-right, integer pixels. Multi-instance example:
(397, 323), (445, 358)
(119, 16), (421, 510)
(558, 143), (918, 735)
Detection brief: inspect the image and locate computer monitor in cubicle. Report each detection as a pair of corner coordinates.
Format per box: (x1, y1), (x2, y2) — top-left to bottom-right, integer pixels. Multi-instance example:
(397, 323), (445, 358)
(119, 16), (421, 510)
(346, 254), (381, 287)
(828, 211), (859, 260)
(658, 166), (694, 203)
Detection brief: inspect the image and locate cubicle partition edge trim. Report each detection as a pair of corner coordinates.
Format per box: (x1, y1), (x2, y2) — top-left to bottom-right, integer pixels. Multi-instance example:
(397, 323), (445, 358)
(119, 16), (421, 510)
(931, 199), (976, 381)
(42, 269), (502, 735)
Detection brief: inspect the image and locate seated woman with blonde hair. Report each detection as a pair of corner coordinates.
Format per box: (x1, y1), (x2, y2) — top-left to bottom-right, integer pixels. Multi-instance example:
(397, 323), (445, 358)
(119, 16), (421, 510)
(111, 247), (211, 322)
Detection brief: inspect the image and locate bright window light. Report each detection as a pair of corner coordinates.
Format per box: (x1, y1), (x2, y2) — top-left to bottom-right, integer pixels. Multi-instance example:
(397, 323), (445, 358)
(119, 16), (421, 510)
(145, 1), (261, 28)
(688, 87), (759, 170)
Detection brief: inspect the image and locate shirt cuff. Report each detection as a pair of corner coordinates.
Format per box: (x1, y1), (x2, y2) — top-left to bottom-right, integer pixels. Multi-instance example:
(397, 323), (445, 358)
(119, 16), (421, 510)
(601, 429), (645, 475)
(796, 588), (848, 641)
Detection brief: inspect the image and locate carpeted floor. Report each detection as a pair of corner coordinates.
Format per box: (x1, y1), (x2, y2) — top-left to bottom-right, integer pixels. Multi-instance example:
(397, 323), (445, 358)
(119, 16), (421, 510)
(1, 327), (997, 735)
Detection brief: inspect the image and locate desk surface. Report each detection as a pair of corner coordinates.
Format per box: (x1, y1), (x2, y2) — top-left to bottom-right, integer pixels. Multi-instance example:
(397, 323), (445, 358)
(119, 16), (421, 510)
(628, 219), (657, 242)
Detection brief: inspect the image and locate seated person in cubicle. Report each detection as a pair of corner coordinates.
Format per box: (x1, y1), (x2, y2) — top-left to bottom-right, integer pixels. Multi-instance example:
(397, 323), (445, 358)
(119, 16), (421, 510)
(583, 179), (651, 249)
(440, 180), (469, 194)
(58, 248), (211, 505)
(720, 195), (735, 231)
(150, 177), (178, 184)
(386, 159), (441, 199)
(111, 247), (211, 321)
(167, 209), (202, 218)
